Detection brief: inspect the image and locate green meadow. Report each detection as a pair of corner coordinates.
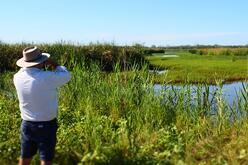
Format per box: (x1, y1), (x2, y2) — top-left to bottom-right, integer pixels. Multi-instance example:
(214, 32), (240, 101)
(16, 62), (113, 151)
(0, 43), (248, 164)
(147, 51), (248, 84)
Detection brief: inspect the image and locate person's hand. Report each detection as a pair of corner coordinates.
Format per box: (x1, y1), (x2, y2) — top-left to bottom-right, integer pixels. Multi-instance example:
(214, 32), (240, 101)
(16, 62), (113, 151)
(44, 59), (59, 70)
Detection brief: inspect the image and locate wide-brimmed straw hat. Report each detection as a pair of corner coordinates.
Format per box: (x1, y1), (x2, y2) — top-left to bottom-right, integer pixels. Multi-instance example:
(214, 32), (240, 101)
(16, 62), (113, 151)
(16, 46), (50, 67)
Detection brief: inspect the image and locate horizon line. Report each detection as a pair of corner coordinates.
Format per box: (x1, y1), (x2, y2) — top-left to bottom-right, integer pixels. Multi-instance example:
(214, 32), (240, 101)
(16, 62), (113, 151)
(1, 39), (248, 47)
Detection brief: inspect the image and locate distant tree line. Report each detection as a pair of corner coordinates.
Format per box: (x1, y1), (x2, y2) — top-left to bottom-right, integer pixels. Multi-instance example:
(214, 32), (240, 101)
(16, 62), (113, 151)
(188, 48), (248, 56)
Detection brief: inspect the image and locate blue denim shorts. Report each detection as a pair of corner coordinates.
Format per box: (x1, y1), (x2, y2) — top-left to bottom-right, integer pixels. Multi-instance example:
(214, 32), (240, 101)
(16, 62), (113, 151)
(20, 118), (58, 161)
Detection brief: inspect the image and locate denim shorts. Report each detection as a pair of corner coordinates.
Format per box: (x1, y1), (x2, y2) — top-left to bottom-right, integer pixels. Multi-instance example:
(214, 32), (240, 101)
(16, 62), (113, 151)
(20, 118), (58, 161)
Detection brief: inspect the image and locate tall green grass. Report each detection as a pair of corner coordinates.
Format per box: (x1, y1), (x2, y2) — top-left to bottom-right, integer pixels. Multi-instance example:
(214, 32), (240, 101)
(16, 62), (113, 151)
(0, 42), (146, 72)
(0, 63), (247, 164)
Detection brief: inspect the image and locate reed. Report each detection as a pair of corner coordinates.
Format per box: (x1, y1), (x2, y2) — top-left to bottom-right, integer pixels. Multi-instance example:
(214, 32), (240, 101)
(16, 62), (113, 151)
(0, 63), (247, 164)
(0, 42), (146, 72)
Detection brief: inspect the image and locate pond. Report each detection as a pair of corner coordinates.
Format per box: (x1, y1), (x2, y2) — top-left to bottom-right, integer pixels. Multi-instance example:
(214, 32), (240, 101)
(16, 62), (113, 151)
(154, 81), (247, 108)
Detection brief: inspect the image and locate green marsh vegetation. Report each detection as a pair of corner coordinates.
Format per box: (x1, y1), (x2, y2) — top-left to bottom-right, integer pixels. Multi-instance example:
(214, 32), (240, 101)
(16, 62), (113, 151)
(0, 43), (248, 164)
(147, 48), (248, 84)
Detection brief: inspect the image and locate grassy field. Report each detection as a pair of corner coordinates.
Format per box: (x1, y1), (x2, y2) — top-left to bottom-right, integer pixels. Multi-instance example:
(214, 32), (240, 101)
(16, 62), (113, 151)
(146, 52), (248, 84)
(0, 45), (248, 164)
(0, 65), (248, 164)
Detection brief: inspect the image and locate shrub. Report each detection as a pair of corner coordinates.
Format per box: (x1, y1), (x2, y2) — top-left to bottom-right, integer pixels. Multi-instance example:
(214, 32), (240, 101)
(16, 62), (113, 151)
(188, 49), (197, 54)
(0, 43), (148, 72)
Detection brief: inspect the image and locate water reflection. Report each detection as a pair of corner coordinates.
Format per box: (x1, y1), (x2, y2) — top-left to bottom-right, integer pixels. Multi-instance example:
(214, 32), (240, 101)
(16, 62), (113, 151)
(154, 81), (247, 108)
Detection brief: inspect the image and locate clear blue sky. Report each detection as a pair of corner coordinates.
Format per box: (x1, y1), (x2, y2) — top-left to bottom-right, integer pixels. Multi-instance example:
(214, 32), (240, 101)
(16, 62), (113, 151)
(0, 0), (247, 46)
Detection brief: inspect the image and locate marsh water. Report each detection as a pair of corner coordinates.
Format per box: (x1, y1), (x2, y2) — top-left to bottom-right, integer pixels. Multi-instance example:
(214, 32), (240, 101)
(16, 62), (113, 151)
(154, 81), (247, 108)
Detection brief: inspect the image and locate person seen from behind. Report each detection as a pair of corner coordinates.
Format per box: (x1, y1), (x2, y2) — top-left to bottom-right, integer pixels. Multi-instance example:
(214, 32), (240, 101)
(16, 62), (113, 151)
(13, 46), (71, 165)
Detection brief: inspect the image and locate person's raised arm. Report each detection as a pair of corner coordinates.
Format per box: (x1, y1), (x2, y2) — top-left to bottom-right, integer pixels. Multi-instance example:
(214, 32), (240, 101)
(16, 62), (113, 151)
(44, 58), (59, 70)
(44, 59), (71, 88)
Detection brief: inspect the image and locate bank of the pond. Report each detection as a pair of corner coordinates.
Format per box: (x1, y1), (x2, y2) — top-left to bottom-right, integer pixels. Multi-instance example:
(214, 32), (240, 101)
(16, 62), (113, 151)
(147, 52), (248, 84)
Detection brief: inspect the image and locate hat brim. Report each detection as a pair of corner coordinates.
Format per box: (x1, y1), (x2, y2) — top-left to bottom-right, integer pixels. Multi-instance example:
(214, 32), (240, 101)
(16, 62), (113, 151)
(16, 53), (50, 67)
